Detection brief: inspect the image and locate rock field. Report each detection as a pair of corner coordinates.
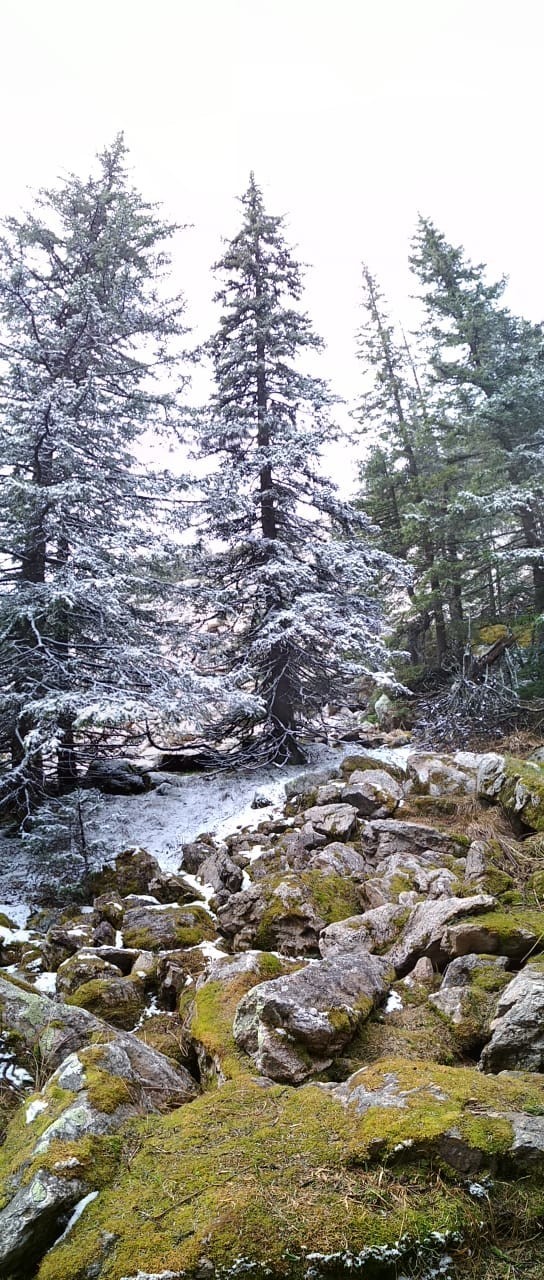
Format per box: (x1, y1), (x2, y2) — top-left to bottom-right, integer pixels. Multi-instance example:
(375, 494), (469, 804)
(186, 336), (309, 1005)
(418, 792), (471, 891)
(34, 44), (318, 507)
(2, 745), (544, 1278)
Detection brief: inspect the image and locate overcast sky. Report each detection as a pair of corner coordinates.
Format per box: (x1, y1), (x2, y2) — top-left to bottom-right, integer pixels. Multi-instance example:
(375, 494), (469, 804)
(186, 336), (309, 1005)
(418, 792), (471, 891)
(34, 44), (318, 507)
(2, 0), (543, 417)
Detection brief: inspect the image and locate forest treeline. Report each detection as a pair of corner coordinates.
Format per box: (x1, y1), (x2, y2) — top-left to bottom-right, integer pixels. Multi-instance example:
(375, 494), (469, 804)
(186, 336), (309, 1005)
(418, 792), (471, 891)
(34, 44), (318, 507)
(356, 226), (544, 679)
(0, 135), (543, 839)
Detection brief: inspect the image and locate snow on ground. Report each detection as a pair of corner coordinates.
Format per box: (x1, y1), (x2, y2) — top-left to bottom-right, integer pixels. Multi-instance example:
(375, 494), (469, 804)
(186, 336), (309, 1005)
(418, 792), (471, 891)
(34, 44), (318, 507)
(86, 741), (409, 874)
(0, 742), (410, 915)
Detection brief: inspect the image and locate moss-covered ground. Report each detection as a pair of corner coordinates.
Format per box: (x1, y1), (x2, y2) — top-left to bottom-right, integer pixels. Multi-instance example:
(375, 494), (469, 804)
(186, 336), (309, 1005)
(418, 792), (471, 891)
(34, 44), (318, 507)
(32, 1061), (544, 1280)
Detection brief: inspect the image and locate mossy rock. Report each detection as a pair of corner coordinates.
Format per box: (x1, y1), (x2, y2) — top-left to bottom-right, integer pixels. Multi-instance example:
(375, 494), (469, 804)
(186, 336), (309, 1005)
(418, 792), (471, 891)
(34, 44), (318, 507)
(249, 870), (363, 955)
(89, 847), (160, 898)
(122, 904), (216, 952)
(500, 757), (544, 832)
(449, 908), (544, 960)
(341, 753), (405, 782)
(67, 976), (146, 1030)
(34, 1061), (544, 1280)
(182, 952), (289, 1081)
(135, 1012), (195, 1069)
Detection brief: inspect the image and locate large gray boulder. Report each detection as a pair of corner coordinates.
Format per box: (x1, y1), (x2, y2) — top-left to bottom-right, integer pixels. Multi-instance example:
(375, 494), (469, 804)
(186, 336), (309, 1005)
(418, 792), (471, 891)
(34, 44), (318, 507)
(480, 964), (544, 1072)
(406, 752), (477, 796)
(0, 974), (197, 1104)
(0, 1167), (84, 1279)
(384, 894), (495, 975)
(122, 903), (214, 951)
(217, 878), (326, 956)
(233, 952), (394, 1083)
(370, 819), (467, 860)
(0, 977), (198, 1279)
(302, 803), (359, 841)
(341, 769), (403, 817)
(319, 903), (408, 958)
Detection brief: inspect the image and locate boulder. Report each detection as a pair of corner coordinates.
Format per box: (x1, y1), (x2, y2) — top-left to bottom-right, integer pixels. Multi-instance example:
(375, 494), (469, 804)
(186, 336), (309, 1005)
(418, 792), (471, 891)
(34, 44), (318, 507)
(406, 753), (477, 797)
(93, 847), (162, 898)
(341, 769), (403, 817)
(341, 751), (406, 782)
(0, 1031), (196, 1279)
(364, 849), (459, 906)
(307, 841), (368, 878)
(327, 1059), (544, 1174)
(0, 1167), (84, 1279)
(92, 920), (116, 946)
(55, 952), (123, 998)
(319, 903), (408, 958)
(302, 803), (359, 841)
(480, 964), (544, 1072)
(67, 974), (146, 1030)
(498, 758), (544, 832)
(370, 819), (467, 860)
(0, 973), (197, 1103)
(428, 954), (510, 1052)
(217, 879), (325, 956)
(84, 758), (151, 794)
(41, 921), (96, 971)
(233, 952), (394, 1083)
(148, 869), (205, 905)
(385, 894), (495, 976)
(122, 904), (215, 952)
(92, 891), (124, 928)
(443, 911), (542, 962)
(198, 847), (244, 895)
(476, 752), (507, 799)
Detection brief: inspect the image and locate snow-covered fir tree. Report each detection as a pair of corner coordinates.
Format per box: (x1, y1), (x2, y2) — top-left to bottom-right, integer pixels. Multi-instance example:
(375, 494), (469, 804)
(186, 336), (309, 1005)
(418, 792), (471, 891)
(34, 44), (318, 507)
(0, 136), (191, 819)
(410, 217), (544, 620)
(192, 175), (399, 764)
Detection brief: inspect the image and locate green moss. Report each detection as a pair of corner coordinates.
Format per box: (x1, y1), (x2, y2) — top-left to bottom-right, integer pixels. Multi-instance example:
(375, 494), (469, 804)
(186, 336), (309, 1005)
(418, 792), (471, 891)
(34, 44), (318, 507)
(66, 976), (145, 1030)
(81, 1050), (133, 1114)
(186, 953), (288, 1081)
(470, 960), (512, 994)
(33, 1061), (544, 1280)
(29, 1132), (123, 1189)
(0, 1082), (76, 1208)
(500, 757), (544, 832)
(455, 907), (544, 957)
(300, 870), (363, 924)
(123, 906), (216, 952)
(478, 864), (514, 896)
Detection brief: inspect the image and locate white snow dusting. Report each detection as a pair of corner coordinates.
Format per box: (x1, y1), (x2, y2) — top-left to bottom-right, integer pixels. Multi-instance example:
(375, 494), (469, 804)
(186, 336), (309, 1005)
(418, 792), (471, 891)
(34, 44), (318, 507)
(26, 1097), (49, 1124)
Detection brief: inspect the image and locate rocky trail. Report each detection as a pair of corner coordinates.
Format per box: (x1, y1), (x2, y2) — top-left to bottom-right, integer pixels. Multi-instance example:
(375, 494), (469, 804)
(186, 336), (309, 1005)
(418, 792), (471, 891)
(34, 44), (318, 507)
(2, 743), (544, 1279)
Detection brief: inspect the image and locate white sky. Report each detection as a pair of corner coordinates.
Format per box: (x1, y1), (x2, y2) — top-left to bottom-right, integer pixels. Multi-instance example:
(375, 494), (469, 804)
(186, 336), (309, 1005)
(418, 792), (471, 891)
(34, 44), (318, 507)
(2, 0), (543, 425)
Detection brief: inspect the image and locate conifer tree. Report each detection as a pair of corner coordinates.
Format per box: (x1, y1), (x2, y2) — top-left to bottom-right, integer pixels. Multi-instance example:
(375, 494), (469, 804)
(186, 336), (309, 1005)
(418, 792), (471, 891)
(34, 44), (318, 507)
(193, 176), (396, 764)
(410, 218), (544, 620)
(0, 136), (190, 819)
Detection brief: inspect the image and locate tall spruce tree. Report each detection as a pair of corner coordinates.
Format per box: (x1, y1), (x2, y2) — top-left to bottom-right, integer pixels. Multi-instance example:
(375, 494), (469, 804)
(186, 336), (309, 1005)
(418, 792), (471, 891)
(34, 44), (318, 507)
(410, 218), (544, 621)
(0, 136), (190, 819)
(193, 175), (397, 764)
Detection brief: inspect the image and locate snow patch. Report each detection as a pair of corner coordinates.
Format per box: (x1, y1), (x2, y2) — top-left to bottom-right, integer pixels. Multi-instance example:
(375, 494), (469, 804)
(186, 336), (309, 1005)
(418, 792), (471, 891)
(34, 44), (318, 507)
(33, 971), (57, 996)
(26, 1097), (49, 1124)
(50, 1191), (99, 1248)
(384, 989), (404, 1014)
